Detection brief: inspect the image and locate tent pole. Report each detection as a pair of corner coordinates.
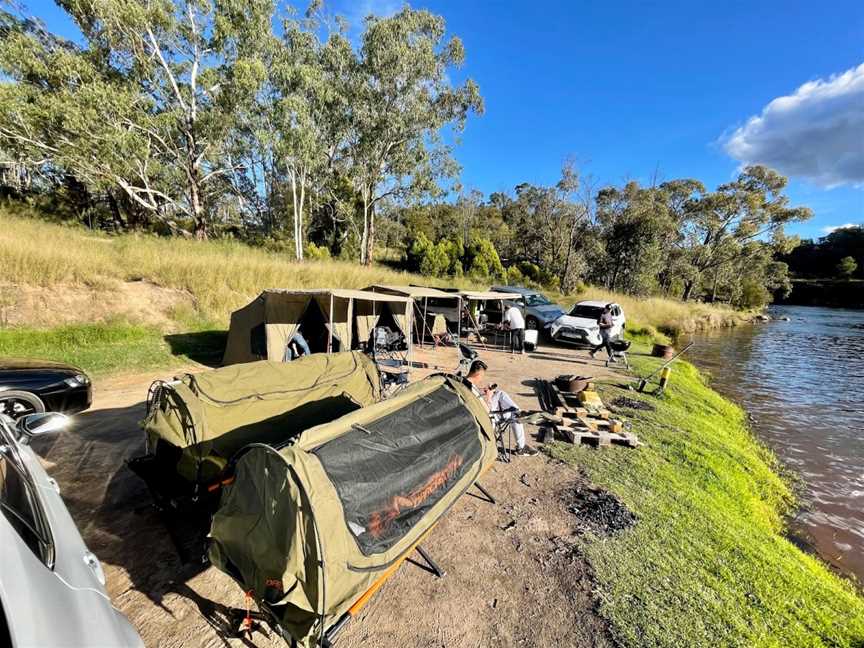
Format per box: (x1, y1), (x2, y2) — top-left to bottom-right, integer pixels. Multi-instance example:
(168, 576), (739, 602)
(456, 297), (462, 343)
(328, 293), (334, 353)
(415, 545), (445, 578)
(408, 301), (413, 377)
(465, 299), (487, 350)
(421, 298), (428, 348)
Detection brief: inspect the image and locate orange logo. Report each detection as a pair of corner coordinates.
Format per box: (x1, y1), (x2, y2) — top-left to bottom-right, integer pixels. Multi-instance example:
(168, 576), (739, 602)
(367, 454), (463, 538)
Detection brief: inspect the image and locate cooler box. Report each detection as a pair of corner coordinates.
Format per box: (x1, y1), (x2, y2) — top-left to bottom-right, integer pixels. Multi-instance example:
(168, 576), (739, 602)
(524, 329), (538, 351)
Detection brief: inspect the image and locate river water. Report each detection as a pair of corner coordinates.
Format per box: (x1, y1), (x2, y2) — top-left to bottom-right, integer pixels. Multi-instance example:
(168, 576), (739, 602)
(684, 305), (864, 584)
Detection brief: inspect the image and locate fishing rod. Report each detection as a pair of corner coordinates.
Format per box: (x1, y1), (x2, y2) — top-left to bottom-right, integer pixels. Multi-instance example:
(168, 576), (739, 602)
(636, 341), (695, 392)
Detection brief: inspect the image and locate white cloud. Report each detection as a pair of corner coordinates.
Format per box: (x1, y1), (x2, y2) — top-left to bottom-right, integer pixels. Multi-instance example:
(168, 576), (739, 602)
(821, 223), (859, 234)
(723, 63), (864, 188)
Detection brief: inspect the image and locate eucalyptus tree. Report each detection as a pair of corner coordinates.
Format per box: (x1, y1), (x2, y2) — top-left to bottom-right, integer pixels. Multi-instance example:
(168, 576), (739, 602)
(500, 162), (590, 292)
(678, 165), (811, 300)
(271, 16), (358, 260)
(349, 7), (483, 265)
(0, 0), (274, 237)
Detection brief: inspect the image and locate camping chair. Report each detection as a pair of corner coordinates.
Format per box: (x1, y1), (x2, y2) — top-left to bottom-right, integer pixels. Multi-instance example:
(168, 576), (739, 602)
(490, 406), (519, 462)
(369, 326), (409, 395)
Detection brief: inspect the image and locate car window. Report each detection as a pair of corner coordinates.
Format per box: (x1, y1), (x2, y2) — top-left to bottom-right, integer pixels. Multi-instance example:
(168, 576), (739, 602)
(570, 305), (604, 319)
(0, 451), (53, 567)
(523, 293), (551, 307)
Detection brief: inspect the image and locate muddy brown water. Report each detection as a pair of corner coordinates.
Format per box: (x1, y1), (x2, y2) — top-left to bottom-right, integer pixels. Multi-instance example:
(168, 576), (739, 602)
(685, 305), (864, 585)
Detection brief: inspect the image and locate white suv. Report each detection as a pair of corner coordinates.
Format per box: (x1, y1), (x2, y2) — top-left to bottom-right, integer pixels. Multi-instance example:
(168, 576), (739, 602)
(0, 412), (143, 648)
(549, 301), (626, 347)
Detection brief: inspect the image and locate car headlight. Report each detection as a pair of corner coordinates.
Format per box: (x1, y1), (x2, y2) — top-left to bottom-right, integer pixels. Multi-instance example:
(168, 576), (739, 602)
(64, 374), (90, 388)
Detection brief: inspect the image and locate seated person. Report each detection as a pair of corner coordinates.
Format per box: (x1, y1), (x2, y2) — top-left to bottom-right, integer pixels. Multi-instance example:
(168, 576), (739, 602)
(464, 360), (538, 456)
(283, 330), (312, 362)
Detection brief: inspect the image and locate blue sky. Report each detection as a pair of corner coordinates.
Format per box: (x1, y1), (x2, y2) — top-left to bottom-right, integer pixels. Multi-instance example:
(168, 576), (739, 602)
(25, 0), (864, 240)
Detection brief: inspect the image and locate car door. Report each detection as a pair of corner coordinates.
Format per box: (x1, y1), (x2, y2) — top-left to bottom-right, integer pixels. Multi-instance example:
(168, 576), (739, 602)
(609, 305), (625, 337)
(0, 424), (142, 647)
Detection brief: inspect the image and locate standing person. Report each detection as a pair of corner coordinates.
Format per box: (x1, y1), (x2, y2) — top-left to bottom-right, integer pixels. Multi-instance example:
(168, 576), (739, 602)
(502, 301), (526, 354)
(589, 304), (615, 361)
(464, 359), (538, 456)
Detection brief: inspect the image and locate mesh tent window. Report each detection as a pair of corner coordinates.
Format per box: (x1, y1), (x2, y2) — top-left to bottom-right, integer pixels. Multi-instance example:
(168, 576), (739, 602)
(312, 385), (482, 555)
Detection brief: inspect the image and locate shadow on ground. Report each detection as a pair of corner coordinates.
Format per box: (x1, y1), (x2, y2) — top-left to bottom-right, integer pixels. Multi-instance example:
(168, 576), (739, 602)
(164, 330), (227, 367)
(34, 403), (211, 611)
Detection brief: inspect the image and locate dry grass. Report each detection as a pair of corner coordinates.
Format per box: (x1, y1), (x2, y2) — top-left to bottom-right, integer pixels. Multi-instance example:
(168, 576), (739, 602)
(0, 209), (747, 335)
(0, 211), (473, 320)
(573, 287), (749, 340)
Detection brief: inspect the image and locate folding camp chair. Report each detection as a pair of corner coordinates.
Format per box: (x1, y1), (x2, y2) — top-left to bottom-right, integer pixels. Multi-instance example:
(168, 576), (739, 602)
(491, 406), (518, 462)
(369, 326), (409, 396)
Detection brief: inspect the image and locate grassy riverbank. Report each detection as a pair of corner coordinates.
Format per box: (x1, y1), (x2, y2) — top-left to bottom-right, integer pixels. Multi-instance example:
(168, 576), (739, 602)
(549, 348), (864, 647)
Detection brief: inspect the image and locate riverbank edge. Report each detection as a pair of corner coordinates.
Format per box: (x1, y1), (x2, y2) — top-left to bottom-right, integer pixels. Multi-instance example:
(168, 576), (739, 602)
(548, 344), (864, 647)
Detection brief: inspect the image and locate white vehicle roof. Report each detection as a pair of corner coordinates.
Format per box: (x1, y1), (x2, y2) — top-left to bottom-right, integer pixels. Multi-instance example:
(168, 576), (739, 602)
(576, 300), (617, 308)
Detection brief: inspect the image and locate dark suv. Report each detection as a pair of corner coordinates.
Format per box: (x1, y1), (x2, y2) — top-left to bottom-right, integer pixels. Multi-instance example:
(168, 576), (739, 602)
(489, 286), (565, 331)
(0, 359), (92, 420)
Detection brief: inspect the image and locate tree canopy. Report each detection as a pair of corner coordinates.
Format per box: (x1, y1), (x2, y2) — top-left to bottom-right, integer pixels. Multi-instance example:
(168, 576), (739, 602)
(0, 1), (817, 309)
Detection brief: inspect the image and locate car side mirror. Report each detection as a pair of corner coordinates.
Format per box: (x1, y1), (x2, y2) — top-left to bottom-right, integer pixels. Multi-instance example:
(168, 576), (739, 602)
(17, 412), (69, 445)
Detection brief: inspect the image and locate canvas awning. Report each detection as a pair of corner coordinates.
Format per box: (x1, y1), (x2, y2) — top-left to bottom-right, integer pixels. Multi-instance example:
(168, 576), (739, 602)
(459, 290), (518, 301)
(366, 284), (461, 300)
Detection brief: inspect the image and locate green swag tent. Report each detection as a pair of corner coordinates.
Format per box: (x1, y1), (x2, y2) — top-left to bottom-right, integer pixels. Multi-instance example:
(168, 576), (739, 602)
(134, 352), (382, 496)
(209, 373), (496, 646)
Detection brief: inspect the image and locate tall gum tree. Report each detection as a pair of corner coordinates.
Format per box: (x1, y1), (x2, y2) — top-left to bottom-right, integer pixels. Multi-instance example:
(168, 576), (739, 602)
(0, 0), (273, 238)
(679, 165), (811, 301)
(350, 8), (483, 265)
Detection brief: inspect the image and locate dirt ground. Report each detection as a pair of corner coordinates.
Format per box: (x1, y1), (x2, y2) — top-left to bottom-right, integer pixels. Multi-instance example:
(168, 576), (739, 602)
(32, 341), (624, 648)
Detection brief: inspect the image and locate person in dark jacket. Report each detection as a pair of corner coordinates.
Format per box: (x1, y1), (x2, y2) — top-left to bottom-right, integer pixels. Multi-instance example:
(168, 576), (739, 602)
(589, 304), (615, 361)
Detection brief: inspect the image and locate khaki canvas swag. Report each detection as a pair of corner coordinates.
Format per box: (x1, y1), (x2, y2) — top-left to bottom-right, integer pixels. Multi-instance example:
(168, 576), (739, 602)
(208, 374), (496, 646)
(141, 352), (382, 484)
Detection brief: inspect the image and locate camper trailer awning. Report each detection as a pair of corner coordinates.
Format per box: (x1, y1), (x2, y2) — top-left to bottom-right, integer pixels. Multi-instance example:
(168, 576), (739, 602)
(262, 288), (411, 303)
(459, 290), (517, 301)
(366, 285), (460, 299)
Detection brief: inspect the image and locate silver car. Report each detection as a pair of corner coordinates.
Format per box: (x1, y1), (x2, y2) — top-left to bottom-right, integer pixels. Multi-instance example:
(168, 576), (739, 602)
(0, 412), (143, 648)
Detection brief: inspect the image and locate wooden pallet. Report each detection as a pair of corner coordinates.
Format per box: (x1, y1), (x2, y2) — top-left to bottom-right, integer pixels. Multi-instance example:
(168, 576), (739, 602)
(545, 424), (639, 448)
(533, 378), (639, 449)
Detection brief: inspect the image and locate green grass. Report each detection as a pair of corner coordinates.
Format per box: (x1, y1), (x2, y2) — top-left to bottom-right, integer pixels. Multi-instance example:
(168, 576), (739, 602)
(548, 350), (864, 647)
(0, 320), (226, 376)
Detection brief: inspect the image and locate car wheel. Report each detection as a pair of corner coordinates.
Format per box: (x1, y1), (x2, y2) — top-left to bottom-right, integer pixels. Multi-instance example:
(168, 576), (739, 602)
(0, 391), (46, 420)
(525, 316), (539, 330)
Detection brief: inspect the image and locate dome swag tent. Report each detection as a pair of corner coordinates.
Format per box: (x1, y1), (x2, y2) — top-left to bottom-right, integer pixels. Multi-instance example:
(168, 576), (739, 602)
(209, 374), (497, 647)
(130, 352), (383, 507)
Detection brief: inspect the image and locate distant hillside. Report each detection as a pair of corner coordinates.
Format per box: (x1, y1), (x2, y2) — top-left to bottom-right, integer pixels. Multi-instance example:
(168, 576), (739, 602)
(775, 279), (864, 309)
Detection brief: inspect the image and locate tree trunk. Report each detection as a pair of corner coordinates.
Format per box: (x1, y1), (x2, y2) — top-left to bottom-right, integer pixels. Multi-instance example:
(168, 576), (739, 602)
(359, 189), (374, 266)
(359, 200), (368, 265)
(682, 280), (695, 301)
(186, 126), (206, 240)
(364, 201), (375, 266)
(290, 172), (303, 260)
(190, 181), (206, 240)
(107, 191), (123, 231)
